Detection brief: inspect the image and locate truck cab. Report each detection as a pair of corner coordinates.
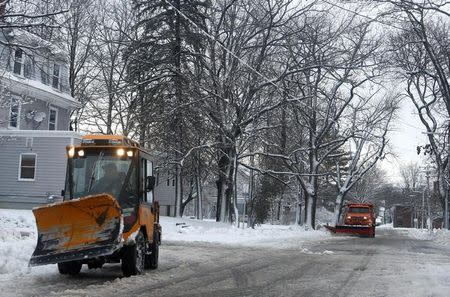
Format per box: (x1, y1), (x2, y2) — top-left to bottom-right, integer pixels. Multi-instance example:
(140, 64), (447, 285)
(30, 135), (161, 277)
(344, 203), (375, 227)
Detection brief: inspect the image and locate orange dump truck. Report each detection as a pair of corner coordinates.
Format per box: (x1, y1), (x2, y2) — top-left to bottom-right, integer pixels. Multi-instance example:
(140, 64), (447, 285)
(326, 203), (375, 237)
(29, 135), (161, 277)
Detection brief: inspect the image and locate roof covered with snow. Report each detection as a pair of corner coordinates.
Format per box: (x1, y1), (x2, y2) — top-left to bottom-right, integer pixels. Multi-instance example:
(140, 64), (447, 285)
(5, 29), (67, 61)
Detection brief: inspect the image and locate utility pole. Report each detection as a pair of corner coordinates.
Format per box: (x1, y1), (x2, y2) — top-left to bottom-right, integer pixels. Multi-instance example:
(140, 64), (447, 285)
(421, 188), (425, 229)
(425, 166), (431, 231)
(445, 127), (450, 229)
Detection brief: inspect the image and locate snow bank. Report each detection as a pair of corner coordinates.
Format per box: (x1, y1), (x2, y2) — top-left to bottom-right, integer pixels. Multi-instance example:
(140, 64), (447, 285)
(161, 216), (331, 248)
(405, 228), (450, 245)
(379, 223), (450, 245)
(0, 209), (37, 275)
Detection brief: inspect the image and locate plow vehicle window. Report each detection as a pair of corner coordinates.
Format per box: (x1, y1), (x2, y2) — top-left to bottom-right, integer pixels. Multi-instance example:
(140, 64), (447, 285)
(65, 150), (139, 208)
(348, 207), (370, 213)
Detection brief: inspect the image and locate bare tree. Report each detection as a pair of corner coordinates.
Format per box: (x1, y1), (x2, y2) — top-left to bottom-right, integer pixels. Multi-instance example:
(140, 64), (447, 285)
(267, 9), (386, 229)
(201, 0), (313, 223)
(389, 17), (449, 215)
(81, 0), (136, 135)
(331, 96), (397, 225)
(400, 161), (422, 192)
(62, 0), (98, 131)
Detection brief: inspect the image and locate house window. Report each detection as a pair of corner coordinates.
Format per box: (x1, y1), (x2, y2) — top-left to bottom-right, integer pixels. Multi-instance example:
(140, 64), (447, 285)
(52, 63), (60, 89)
(13, 49), (23, 75)
(19, 154), (36, 181)
(40, 62), (49, 85)
(8, 98), (20, 128)
(48, 107), (58, 130)
(172, 179), (175, 186)
(23, 55), (34, 78)
(41, 68), (49, 84)
(26, 137), (33, 148)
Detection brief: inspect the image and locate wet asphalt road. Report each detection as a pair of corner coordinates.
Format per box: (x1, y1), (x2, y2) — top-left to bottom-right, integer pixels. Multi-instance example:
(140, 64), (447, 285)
(5, 228), (450, 297)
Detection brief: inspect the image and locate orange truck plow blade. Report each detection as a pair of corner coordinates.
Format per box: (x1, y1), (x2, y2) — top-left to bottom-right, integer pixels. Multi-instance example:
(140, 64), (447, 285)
(30, 194), (122, 266)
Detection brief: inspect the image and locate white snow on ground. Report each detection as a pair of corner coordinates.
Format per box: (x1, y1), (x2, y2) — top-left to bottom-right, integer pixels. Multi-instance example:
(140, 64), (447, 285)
(0, 208), (332, 284)
(378, 223), (450, 245)
(161, 216), (331, 248)
(0, 209), (38, 275)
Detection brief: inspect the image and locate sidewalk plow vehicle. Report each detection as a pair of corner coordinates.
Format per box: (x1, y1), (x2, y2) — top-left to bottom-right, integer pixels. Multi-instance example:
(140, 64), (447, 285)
(325, 203), (376, 238)
(29, 135), (161, 277)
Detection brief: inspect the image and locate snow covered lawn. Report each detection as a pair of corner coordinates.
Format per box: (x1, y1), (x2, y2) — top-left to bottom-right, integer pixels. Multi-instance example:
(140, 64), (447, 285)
(161, 216), (331, 247)
(0, 208), (331, 281)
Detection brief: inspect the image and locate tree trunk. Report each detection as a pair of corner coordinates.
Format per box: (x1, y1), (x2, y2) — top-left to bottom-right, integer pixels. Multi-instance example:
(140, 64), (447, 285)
(138, 82), (146, 147)
(232, 153), (239, 226)
(304, 186), (317, 229)
(295, 189), (302, 225)
(216, 177), (223, 222)
(175, 165), (182, 217)
(333, 193), (344, 226)
(173, 0), (183, 218)
(196, 174), (203, 220)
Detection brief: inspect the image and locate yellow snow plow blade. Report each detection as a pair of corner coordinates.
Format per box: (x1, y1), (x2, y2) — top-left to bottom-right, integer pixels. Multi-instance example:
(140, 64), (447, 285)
(30, 194), (122, 266)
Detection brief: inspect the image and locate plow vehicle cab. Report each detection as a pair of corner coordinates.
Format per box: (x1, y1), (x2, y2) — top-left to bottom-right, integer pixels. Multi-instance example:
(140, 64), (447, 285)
(29, 135), (161, 277)
(326, 203), (375, 238)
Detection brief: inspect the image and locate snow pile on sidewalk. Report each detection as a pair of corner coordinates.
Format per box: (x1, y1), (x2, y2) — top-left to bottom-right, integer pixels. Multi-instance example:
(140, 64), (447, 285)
(380, 223), (450, 245)
(0, 209), (37, 275)
(161, 216), (331, 248)
(407, 228), (450, 245)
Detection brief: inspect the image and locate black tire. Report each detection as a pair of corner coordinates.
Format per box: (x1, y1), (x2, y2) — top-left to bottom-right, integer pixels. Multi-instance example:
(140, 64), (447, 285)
(145, 233), (159, 270)
(121, 231), (146, 277)
(58, 261), (82, 275)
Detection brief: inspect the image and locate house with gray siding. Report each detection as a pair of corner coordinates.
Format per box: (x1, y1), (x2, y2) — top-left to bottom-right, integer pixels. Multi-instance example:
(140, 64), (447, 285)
(0, 27), (80, 209)
(154, 170), (177, 216)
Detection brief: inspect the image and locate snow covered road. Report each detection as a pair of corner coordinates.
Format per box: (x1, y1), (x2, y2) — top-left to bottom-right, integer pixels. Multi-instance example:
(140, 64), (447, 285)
(3, 210), (450, 296)
(3, 228), (450, 296)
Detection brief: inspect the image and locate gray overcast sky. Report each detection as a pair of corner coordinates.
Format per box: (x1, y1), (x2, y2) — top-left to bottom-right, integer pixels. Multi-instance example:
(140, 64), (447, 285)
(380, 99), (427, 184)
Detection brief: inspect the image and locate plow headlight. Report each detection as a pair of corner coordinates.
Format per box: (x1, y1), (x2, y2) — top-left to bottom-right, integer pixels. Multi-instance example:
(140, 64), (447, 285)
(117, 148), (125, 157)
(347, 216), (351, 219)
(127, 150), (133, 157)
(78, 149), (85, 157)
(68, 146), (75, 158)
(363, 216), (367, 220)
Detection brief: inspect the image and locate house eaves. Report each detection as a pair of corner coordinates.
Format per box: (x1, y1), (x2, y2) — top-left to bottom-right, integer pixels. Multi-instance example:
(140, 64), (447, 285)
(1, 72), (80, 109)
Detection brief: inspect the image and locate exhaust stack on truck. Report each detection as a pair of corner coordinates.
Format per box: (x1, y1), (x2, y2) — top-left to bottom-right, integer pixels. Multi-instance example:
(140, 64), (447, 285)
(30, 135), (161, 277)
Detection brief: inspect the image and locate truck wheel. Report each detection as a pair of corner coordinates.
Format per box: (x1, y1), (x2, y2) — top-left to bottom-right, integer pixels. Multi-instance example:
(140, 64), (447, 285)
(122, 231), (146, 277)
(145, 233), (159, 270)
(58, 261), (82, 275)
